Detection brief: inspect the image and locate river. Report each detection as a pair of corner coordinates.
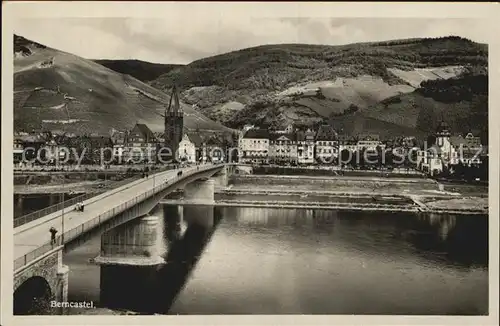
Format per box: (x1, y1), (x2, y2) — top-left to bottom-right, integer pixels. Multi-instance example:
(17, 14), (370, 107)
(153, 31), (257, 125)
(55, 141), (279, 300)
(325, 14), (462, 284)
(58, 201), (487, 315)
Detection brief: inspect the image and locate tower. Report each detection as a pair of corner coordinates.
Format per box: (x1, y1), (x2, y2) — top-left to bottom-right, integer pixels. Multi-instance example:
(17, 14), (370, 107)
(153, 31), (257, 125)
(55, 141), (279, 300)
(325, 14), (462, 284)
(164, 86), (184, 162)
(435, 119), (451, 147)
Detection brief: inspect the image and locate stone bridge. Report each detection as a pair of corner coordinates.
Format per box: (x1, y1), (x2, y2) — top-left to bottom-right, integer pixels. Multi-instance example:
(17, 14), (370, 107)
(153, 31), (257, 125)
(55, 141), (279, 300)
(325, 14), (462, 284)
(13, 163), (233, 315)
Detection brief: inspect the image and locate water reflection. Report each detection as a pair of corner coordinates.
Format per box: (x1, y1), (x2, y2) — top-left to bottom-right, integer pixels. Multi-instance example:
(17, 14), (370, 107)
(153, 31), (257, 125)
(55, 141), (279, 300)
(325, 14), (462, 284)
(63, 204), (488, 315)
(153, 205), (222, 314)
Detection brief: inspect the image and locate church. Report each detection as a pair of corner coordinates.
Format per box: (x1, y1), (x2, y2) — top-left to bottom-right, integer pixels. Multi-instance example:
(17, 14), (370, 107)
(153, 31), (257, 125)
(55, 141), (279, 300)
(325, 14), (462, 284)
(162, 86), (184, 162)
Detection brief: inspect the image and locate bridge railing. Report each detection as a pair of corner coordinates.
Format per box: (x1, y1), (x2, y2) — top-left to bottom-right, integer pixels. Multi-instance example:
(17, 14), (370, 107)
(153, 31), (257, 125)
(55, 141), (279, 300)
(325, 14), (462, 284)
(14, 163), (223, 271)
(14, 166), (174, 228)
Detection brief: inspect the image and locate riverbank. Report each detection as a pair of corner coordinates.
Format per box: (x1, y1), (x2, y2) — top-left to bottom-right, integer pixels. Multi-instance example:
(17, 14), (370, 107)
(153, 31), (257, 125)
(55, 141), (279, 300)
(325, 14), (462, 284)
(15, 180), (116, 194)
(223, 174), (488, 215)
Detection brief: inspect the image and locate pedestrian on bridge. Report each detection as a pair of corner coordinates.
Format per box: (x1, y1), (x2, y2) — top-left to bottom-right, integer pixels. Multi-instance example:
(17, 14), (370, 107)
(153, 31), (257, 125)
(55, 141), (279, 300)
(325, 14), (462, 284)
(49, 227), (58, 245)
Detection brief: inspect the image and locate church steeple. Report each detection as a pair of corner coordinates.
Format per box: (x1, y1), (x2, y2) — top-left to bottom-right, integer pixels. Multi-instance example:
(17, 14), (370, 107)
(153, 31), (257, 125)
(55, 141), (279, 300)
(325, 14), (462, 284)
(166, 85), (182, 116)
(164, 86), (184, 162)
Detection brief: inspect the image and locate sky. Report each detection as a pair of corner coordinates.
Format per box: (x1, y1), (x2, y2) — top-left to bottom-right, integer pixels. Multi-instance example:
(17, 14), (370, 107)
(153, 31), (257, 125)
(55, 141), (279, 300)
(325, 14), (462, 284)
(13, 17), (489, 65)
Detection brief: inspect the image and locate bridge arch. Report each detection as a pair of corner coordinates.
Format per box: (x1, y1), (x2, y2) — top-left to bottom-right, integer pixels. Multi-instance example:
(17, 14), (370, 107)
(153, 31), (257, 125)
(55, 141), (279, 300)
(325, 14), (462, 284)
(14, 276), (53, 315)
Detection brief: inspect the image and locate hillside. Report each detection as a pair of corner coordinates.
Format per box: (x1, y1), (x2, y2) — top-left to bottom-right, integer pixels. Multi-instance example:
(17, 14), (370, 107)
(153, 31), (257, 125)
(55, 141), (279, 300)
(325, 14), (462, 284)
(93, 59), (183, 82)
(13, 35), (231, 135)
(150, 36), (488, 138)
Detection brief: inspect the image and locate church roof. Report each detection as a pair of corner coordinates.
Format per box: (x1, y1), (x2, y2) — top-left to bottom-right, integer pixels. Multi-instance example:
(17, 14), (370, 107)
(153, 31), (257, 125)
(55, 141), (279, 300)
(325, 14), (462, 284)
(166, 85), (182, 114)
(436, 120), (450, 133)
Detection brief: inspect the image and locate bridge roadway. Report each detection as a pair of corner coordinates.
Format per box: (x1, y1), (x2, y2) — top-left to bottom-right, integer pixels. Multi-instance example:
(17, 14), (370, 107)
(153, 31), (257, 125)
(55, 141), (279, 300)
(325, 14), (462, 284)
(14, 163), (222, 265)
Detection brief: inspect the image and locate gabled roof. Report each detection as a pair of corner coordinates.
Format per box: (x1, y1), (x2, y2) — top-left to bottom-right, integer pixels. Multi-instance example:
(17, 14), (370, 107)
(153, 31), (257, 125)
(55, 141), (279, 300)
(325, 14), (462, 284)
(450, 135), (466, 147)
(315, 124), (338, 141)
(270, 133), (296, 141)
(296, 129), (315, 141)
(243, 128), (269, 139)
(187, 132), (204, 147)
(111, 132), (127, 145)
(132, 123), (156, 141)
(436, 120), (451, 133)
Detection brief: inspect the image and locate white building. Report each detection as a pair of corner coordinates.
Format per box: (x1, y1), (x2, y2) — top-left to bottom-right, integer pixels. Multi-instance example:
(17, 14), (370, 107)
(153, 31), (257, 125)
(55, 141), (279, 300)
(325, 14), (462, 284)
(356, 134), (385, 151)
(239, 128), (270, 164)
(269, 133), (298, 164)
(178, 133), (197, 163)
(296, 129), (315, 165)
(275, 124), (295, 134)
(417, 145), (444, 176)
(434, 120), (456, 166)
(111, 131), (127, 163)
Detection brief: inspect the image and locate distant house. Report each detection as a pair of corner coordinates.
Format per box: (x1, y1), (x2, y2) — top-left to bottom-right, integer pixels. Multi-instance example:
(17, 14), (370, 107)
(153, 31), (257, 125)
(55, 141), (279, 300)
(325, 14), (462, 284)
(338, 135), (358, 153)
(314, 124), (338, 164)
(181, 133), (206, 163)
(111, 131), (127, 164)
(44, 138), (67, 163)
(13, 136), (24, 165)
(417, 144), (444, 176)
(18, 134), (46, 163)
(205, 135), (225, 163)
(269, 133), (298, 165)
(356, 134), (385, 151)
(178, 133), (196, 163)
(274, 124), (295, 135)
(296, 129), (316, 165)
(239, 128), (269, 164)
(125, 123), (157, 163)
(450, 132), (483, 166)
(433, 120), (456, 167)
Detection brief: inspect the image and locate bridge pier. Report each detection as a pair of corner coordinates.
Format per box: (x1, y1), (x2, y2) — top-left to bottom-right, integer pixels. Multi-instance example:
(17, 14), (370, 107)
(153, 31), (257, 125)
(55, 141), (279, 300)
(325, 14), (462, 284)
(93, 214), (163, 266)
(93, 215), (164, 311)
(184, 178), (215, 204)
(183, 179), (215, 229)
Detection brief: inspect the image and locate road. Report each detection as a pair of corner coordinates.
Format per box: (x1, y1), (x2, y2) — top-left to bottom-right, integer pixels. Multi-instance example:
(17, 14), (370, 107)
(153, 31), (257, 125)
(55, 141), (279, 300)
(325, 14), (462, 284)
(14, 164), (216, 260)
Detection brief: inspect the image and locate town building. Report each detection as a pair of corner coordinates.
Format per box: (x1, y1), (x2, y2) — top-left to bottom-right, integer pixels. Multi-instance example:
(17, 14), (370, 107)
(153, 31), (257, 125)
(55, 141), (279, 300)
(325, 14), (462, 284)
(269, 133), (298, 165)
(417, 144), (444, 176)
(296, 129), (316, 165)
(44, 138), (66, 164)
(164, 86), (184, 162)
(13, 136), (25, 165)
(205, 135), (225, 163)
(338, 135), (358, 153)
(274, 124), (295, 134)
(110, 131), (127, 164)
(417, 121), (461, 175)
(188, 133), (207, 163)
(125, 123), (157, 163)
(356, 134), (385, 151)
(314, 124), (338, 164)
(178, 133), (197, 163)
(450, 132), (483, 166)
(433, 120), (456, 166)
(239, 128), (270, 164)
